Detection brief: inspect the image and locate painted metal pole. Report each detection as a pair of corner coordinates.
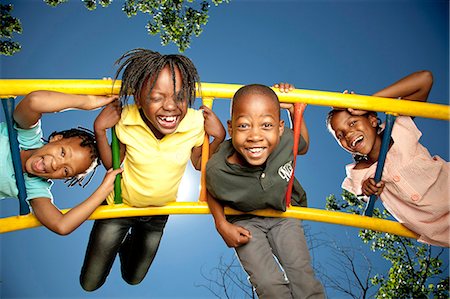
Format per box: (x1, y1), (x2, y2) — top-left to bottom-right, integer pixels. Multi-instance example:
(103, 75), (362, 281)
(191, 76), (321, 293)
(286, 103), (306, 207)
(199, 97), (214, 202)
(0, 80), (444, 239)
(0, 80), (448, 120)
(0, 202), (418, 239)
(111, 127), (122, 204)
(363, 113), (397, 216)
(1, 98), (30, 215)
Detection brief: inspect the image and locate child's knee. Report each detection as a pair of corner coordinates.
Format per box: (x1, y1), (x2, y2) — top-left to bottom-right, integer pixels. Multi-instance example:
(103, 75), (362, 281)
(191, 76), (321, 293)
(79, 274), (105, 292)
(122, 273), (145, 286)
(250, 271), (290, 298)
(121, 264), (149, 286)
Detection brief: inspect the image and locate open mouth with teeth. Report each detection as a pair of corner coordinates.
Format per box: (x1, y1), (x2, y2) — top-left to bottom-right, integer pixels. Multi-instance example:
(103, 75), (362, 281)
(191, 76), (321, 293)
(158, 115), (178, 129)
(246, 147), (266, 157)
(350, 135), (364, 150)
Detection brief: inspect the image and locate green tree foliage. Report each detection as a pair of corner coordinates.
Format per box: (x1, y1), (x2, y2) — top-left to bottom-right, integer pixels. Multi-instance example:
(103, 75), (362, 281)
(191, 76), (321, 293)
(44, 0), (228, 52)
(326, 191), (449, 298)
(0, 4), (22, 56)
(1, 0), (228, 56)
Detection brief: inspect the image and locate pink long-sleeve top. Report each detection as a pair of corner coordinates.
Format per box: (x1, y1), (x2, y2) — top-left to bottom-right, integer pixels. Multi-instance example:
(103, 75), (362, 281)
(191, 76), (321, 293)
(343, 116), (449, 247)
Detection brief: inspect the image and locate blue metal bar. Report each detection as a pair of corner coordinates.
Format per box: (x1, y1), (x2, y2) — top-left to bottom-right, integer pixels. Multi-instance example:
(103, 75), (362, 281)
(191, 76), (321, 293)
(364, 113), (397, 217)
(2, 98), (30, 215)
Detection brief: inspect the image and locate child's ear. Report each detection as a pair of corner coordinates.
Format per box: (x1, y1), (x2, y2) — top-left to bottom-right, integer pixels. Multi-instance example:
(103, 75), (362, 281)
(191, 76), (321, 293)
(227, 120), (233, 136)
(279, 120), (285, 135)
(368, 114), (378, 128)
(49, 134), (63, 143)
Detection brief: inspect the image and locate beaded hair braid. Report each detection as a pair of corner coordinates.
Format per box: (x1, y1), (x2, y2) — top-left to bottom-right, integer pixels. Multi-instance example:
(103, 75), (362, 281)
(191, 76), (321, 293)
(112, 48), (201, 107)
(47, 127), (100, 187)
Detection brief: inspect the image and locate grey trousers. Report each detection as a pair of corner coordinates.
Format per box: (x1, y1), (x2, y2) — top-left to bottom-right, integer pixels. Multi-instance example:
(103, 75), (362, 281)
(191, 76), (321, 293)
(233, 217), (325, 299)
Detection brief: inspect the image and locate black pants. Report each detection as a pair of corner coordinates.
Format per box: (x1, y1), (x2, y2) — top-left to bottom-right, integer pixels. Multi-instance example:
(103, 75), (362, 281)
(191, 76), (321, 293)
(79, 215), (169, 291)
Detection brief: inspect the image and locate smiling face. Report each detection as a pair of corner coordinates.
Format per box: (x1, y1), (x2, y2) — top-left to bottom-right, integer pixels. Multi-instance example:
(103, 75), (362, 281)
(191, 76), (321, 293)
(24, 136), (92, 180)
(137, 65), (187, 139)
(228, 92), (284, 167)
(328, 110), (380, 156)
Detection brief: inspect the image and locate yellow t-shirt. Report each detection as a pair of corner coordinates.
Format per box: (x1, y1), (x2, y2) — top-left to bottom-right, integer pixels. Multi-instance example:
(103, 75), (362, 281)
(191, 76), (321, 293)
(106, 104), (205, 207)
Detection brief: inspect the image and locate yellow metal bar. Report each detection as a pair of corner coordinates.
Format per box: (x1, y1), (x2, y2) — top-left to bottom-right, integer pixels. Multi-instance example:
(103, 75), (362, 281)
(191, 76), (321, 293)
(0, 79), (441, 238)
(0, 202), (417, 238)
(0, 79), (120, 98)
(0, 80), (448, 120)
(201, 83), (450, 120)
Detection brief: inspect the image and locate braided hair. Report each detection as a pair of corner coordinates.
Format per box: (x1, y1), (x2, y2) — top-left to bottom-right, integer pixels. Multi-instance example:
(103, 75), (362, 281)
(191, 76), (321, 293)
(47, 127), (100, 187)
(112, 48), (201, 107)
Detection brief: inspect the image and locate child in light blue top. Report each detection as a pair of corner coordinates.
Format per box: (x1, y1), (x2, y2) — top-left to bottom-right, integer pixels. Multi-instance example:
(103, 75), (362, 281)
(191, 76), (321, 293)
(0, 121), (52, 201)
(1, 90), (122, 235)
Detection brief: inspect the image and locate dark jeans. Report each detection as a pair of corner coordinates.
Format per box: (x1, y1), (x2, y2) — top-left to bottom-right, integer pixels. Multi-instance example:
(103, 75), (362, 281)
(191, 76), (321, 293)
(79, 215), (169, 291)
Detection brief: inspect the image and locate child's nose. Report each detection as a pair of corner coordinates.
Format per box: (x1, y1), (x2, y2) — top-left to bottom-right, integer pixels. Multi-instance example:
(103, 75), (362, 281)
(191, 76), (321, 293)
(51, 158), (58, 171)
(345, 129), (353, 139)
(248, 128), (263, 141)
(163, 97), (177, 110)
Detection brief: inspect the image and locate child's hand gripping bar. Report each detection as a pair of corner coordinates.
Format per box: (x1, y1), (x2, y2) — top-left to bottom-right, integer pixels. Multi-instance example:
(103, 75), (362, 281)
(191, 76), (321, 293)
(363, 113), (397, 216)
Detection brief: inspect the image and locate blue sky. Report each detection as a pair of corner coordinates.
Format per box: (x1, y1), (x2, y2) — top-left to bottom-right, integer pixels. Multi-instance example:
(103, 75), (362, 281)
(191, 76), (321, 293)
(1, 0), (449, 298)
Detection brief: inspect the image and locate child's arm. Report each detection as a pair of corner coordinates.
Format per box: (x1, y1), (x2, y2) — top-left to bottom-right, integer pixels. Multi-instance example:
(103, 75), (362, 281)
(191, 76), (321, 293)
(347, 70), (433, 116)
(191, 106), (226, 170)
(30, 167), (123, 235)
(93, 100), (126, 169)
(207, 192), (252, 248)
(14, 90), (117, 129)
(273, 83), (310, 155)
(372, 70), (432, 102)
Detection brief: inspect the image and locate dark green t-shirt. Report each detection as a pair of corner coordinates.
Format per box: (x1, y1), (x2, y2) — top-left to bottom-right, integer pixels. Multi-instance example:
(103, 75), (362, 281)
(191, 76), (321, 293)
(206, 128), (307, 217)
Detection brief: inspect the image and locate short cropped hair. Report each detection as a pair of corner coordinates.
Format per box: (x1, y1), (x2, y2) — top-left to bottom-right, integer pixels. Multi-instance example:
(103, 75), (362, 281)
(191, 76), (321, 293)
(231, 84), (280, 118)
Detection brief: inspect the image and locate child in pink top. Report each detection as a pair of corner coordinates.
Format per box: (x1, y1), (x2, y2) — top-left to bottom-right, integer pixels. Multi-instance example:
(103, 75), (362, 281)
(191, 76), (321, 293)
(326, 70), (449, 247)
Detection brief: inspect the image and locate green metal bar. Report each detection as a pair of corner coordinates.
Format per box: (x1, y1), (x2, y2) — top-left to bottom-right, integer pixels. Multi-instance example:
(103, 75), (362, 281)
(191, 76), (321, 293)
(111, 127), (122, 204)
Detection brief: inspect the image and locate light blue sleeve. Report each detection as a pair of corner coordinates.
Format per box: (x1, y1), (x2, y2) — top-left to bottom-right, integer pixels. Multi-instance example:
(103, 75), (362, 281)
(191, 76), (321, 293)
(14, 121), (45, 150)
(24, 174), (54, 204)
(0, 122), (18, 199)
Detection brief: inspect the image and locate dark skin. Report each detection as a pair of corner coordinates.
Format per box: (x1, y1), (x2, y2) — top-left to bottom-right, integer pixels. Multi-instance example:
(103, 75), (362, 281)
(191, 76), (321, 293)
(207, 84), (309, 248)
(329, 70), (433, 197)
(13, 90), (122, 235)
(94, 65), (225, 171)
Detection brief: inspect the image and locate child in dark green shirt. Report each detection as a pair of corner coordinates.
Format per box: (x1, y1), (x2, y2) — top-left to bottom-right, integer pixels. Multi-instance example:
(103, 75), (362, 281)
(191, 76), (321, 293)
(206, 84), (325, 299)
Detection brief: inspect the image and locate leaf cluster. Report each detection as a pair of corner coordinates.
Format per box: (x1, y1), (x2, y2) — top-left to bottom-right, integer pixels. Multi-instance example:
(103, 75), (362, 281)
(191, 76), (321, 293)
(0, 4), (22, 56)
(325, 191), (449, 298)
(43, 0), (229, 52)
